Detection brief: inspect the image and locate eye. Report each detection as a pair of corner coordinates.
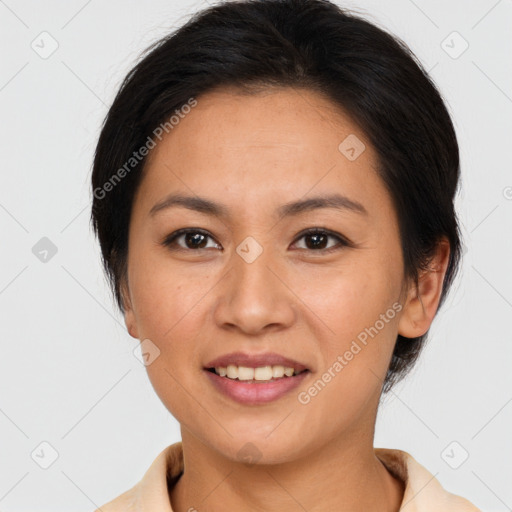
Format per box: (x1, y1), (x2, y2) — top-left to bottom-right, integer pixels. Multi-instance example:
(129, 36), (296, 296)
(161, 228), (221, 251)
(291, 228), (351, 253)
(161, 227), (352, 253)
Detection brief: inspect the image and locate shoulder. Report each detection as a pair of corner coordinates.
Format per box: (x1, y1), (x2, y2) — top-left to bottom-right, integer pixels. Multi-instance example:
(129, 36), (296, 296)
(93, 486), (138, 512)
(93, 441), (183, 511)
(375, 447), (481, 511)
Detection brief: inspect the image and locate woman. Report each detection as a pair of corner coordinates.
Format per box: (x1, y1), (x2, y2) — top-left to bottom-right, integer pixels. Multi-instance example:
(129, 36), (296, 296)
(90, 0), (480, 510)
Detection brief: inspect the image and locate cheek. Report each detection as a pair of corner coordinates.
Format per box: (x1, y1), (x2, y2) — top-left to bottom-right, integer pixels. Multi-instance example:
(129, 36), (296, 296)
(293, 270), (400, 432)
(129, 263), (211, 419)
(129, 244), (211, 340)
(292, 257), (402, 400)
(295, 259), (399, 338)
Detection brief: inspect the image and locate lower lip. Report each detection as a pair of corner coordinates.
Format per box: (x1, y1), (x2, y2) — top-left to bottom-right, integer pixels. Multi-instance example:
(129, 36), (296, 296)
(204, 369), (310, 405)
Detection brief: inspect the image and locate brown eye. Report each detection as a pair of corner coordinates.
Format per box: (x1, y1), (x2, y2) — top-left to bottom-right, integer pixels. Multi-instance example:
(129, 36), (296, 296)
(182, 232), (208, 249)
(292, 228), (351, 253)
(162, 227), (351, 254)
(162, 229), (221, 251)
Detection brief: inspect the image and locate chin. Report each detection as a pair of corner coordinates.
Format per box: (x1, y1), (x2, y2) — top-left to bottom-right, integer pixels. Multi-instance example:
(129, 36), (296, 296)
(203, 430), (306, 466)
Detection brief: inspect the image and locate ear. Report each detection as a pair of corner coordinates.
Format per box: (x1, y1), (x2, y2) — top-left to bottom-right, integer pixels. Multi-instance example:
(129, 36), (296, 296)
(397, 237), (451, 338)
(120, 278), (139, 339)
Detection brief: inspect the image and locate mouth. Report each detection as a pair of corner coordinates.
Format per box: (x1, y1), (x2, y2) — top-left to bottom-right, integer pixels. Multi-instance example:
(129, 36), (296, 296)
(205, 365), (309, 383)
(203, 351), (312, 404)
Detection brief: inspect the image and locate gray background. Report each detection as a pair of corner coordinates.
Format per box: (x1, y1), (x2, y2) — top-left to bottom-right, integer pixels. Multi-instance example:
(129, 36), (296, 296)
(0, 0), (511, 510)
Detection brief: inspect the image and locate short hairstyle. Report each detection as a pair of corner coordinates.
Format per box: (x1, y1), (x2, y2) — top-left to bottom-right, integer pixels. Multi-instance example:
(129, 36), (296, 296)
(90, 0), (462, 393)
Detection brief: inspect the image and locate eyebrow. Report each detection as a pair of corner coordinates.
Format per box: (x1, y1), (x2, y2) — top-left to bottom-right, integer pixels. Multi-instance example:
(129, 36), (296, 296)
(149, 193), (368, 219)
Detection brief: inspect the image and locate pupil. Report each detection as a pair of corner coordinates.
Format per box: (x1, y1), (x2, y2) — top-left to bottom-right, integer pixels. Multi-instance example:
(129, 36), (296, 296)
(186, 232), (206, 249)
(307, 233), (326, 249)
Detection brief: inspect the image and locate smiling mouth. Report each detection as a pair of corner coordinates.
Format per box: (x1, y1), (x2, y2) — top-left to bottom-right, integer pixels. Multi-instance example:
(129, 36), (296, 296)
(206, 366), (309, 383)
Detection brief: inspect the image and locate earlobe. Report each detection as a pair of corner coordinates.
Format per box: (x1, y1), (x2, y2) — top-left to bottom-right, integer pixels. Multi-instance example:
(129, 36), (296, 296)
(397, 238), (451, 339)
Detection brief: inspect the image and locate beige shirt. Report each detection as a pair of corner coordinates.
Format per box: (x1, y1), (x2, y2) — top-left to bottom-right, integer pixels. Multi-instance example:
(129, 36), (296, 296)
(95, 442), (481, 511)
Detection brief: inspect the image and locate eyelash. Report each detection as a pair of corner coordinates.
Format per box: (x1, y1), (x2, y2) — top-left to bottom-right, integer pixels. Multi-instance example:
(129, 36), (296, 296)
(161, 227), (352, 254)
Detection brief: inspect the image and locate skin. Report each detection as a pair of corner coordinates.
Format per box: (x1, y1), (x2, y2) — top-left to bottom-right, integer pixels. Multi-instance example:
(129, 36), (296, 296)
(121, 86), (450, 512)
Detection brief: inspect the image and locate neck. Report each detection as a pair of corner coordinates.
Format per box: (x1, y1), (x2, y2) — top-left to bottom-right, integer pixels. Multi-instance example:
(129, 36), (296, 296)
(169, 426), (404, 512)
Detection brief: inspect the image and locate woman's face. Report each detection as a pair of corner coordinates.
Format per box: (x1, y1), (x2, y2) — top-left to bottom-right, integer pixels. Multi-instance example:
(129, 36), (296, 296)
(123, 86), (412, 463)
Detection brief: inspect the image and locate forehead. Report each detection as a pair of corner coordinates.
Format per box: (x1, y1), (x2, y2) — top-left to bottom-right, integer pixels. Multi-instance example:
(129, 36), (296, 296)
(150, 86), (368, 158)
(136, 86), (386, 216)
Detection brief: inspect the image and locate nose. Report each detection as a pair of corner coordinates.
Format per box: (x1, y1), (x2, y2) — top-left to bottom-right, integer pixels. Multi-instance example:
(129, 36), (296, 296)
(213, 240), (297, 336)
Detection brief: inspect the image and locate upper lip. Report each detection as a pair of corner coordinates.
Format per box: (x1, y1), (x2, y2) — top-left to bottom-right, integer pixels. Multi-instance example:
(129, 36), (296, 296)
(204, 351), (310, 372)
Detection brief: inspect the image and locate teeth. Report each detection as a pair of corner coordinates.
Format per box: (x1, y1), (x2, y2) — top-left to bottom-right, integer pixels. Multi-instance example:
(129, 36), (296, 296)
(272, 365), (285, 378)
(215, 364), (301, 380)
(254, 366), (273, 380)
(226, 364), (238, 379)
(284, 367), (294, 377)
(238, 366), (254, 381)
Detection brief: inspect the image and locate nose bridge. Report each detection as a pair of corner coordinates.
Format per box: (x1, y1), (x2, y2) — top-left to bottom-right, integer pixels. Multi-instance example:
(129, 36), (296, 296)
(235, 235), (272, 289)
(213, 234), (295, 333)
(231, 234), (276, 303)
